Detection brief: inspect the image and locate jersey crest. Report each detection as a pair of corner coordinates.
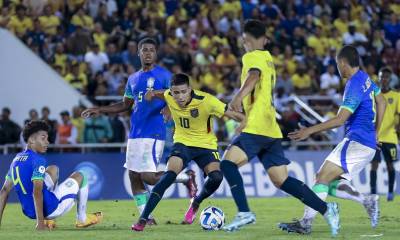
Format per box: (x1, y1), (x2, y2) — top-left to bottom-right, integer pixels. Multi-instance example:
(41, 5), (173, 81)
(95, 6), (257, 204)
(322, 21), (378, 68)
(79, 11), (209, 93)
(190, 109), (199, 118)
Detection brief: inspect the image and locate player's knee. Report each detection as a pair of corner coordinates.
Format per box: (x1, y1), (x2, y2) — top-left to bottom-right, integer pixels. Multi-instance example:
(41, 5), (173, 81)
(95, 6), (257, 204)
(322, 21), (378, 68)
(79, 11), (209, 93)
(270, 175), (286, 188)
(386, 162), (395, 171)
(208, 170), (223, 184)
(46, 165), (59, 176)
(371, 161), (379, 170)
(70, 171), (84, 185)
(129, 170), (141, 181)
(141, 172), (159, 185)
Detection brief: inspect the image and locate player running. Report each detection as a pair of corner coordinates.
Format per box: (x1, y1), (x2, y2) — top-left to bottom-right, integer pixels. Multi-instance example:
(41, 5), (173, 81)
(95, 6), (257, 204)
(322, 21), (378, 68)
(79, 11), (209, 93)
(131, 73), (245, 231)
(219, 19), (340, 236)
(0, 120), (102, 230)
(81, 38), (196, 225)
(370, 67), (398, 201)
(278, 45), (386, 235)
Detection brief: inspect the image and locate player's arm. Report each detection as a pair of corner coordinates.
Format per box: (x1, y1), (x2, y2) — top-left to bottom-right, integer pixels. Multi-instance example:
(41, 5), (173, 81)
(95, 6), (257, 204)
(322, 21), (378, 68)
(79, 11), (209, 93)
(224, 110), (246, 122)
(32, 180), (47, 230)
(81, 96), (134, 118)
(288, 108), (353, 141)
(145, 89), (167, 101)
(0, 178), (13, 228)
(229, 70), (260, 112)
(374, 93), (386, 135)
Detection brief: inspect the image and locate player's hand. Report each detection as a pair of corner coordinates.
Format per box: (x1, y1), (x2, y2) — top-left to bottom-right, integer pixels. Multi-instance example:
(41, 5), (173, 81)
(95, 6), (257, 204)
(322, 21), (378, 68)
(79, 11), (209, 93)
(36, 221), (49, 231)
(161, 106), (172, 122)
(145, 90), (155, 101)
(229, 95), (243, 112)
(288, 128), (311, 141)
(236, 118), (247, 134)
(81, 107), (100, 118)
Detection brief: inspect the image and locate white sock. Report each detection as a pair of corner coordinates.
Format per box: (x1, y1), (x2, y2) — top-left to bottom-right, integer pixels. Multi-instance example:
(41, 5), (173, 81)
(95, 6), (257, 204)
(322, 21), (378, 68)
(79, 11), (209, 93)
(330, 179), (365, 204)
(77, 176), (88, 223)
(134, 192), (154, 220)
(174, 171), (189, 183)
(301, 184), (329, 226)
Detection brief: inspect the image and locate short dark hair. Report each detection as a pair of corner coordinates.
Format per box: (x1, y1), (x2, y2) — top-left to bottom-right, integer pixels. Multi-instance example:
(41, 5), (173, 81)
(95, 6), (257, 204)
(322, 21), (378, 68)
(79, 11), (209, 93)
(23, 120), (49, 142)
(2, 107), (10, 114)
(138, 38), (158, 49)
(337, 45), (360, 67)
(243, 19), (266, 39)
(171, 73), (190, 86)
(379, 66), (392, 75)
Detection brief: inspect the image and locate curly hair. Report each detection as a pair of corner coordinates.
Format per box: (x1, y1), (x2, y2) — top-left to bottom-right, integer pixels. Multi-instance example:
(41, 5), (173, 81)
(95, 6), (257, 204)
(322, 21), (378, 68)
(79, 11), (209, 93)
(22, 120), (49, 142)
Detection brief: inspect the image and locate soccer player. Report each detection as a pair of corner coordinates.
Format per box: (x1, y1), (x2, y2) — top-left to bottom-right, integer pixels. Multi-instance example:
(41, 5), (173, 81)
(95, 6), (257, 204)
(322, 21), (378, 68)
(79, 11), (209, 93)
(370, 67), (398, 201)
(0, 121), (102, 230)
(81, 38), (196, 224)
(278, 45), (386, 234)
(219, 19), (340, 236)
(131, 73), (245, 231)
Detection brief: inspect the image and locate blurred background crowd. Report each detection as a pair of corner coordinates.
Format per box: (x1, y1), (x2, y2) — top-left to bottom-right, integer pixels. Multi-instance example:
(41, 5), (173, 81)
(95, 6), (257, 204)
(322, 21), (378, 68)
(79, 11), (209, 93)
(1, 0), (400, 147)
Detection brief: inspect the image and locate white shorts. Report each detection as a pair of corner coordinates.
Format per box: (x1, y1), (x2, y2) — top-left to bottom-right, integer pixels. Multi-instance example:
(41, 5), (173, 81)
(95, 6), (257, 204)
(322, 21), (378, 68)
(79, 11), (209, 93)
(124, 138), (165, 172)
(324, 138), (376, 180)
(46, 178), (80, 219)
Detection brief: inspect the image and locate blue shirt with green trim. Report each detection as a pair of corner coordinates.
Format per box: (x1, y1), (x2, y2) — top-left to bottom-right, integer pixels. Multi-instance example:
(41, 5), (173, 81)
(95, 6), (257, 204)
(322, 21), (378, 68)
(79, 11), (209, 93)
(340, 70), (381, 149)
(6, 149), (58, 219)
(124, 65), (171, 140)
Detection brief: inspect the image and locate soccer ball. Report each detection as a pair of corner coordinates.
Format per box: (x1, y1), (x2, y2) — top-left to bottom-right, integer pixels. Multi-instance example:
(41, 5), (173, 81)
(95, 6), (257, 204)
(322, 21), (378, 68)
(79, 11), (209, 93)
(199, 206), (225, 230)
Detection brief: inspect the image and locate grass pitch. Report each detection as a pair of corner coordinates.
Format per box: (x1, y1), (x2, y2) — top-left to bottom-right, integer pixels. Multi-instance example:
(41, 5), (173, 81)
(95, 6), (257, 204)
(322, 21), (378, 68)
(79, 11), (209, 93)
(1, 197), (399, 239)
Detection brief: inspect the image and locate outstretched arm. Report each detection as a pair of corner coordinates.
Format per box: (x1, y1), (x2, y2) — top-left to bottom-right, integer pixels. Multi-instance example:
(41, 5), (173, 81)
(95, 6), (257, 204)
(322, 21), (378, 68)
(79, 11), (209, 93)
(0, 179), (12, 227)
(289, 108), (352, 141)
(81, 97), (134, 118)
(145, 90), (167, 101)
(33, 180), (47, 230)
(224, 110), (245, 122)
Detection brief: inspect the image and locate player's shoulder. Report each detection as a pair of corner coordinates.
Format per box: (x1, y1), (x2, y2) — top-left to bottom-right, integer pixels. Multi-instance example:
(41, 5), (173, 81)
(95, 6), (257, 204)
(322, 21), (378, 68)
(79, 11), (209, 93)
(127, 71), (142, 82)
(192, 89), (210, 101)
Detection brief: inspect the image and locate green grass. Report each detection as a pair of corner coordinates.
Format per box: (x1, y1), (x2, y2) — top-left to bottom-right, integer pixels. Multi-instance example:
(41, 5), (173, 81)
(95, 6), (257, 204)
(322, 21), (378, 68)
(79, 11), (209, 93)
(1, 197), (399, 239)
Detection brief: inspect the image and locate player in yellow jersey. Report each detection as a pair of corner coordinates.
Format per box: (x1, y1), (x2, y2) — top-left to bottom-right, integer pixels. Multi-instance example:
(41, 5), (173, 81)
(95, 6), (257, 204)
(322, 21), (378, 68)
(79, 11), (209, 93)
(370, 67), (399, 201)
(132, 73), (245, 231)
(220, 20), (340, 235)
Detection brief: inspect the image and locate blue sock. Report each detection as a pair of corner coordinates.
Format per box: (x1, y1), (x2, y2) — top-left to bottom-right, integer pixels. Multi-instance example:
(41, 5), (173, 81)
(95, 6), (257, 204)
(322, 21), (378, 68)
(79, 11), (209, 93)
(220, 160), (250, 212)
(280, 176), (327, 215)
(140, 171), (177, 220)
(194, 170), (223, 207)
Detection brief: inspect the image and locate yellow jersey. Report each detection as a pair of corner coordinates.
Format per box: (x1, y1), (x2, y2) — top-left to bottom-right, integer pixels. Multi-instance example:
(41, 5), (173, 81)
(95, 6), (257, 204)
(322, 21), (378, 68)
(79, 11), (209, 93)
(164, 89), (226, 150)
(378, 90), (400, 144)
(240, 50), (282, 138)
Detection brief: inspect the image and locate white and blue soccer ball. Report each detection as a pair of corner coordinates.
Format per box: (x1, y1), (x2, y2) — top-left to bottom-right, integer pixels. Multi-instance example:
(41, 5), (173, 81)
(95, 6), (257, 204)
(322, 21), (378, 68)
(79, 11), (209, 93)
(199, 206), (225, 230)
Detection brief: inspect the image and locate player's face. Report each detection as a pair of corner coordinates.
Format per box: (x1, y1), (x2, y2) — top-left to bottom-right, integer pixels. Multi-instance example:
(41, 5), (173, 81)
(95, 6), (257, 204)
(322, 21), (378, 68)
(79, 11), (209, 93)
(171, 84), (192, 107)
(335, 57), (346, 78)
(139, 43), (157, 66)
(28, 130), (49, 153)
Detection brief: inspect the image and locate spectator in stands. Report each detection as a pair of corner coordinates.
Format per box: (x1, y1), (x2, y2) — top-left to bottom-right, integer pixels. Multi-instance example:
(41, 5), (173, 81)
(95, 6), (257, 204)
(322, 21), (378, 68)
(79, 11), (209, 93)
(276, 70), (294, 96)
(92, 22), (108, 52)
(87, 72), (109, 98)
(7, 4), (32, 38)
(333, 8), (349, 35)
(24, 109), (39, 125)
(56, 110), (78, 144)
(106, 42), (123, 65)
(84, 43), (109, 74)
(160, 43), (179, 71)
(320, 64), (340, 96)
(71, 106), (85, 143)
(343, 24), (368, 56)
(64, 62), (88, 92)
(52, 43), (68, 75)
(384, 12), (400, 47)
(108, 113), (126, 143)
(291, 26), (307, 59)
(0, 5), (10, 28)
(177, 43), (193, 74)
(216, 45), (237, 69)
(104, 63), (125, 95)
(71, 7), (94, 31)
(25, 18), (46, 57)
(121, 41), (141, 70)
(83, 114), (113, 143)
(67, 26), (92, 62)
(0, 107), (21, 145)
(41, 106), (58, 144)
(292, 63), (312, 95)
(38, 5), (60, 36)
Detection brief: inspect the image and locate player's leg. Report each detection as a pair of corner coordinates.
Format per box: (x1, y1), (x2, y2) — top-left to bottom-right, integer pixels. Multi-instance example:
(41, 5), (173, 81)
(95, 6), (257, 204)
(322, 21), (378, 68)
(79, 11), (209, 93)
(382, 143), (397, 201)
(183, 150), (223, 224)
(46, 171), (102, 228)
(44, 165), (59, 191)
(221, 133), (259, 232)
(370, 149), (381, 194)
(128, 170), (155, 223)
(132, 143), (190, 231)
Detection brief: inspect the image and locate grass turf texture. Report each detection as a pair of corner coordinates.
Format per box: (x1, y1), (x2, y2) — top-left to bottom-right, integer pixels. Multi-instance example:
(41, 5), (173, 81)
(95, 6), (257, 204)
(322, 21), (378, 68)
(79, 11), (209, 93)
(1, 197), (399, 239)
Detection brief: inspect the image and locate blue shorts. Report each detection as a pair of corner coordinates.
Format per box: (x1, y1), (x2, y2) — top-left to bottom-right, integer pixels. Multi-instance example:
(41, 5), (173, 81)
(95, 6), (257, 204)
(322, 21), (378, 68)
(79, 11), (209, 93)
(169, 143), (220, 170)
(230, 132), (290, 170)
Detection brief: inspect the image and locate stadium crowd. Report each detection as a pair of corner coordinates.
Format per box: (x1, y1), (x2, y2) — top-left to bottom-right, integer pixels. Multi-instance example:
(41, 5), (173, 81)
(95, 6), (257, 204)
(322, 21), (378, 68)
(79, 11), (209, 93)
(1, 0), (400, 146)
